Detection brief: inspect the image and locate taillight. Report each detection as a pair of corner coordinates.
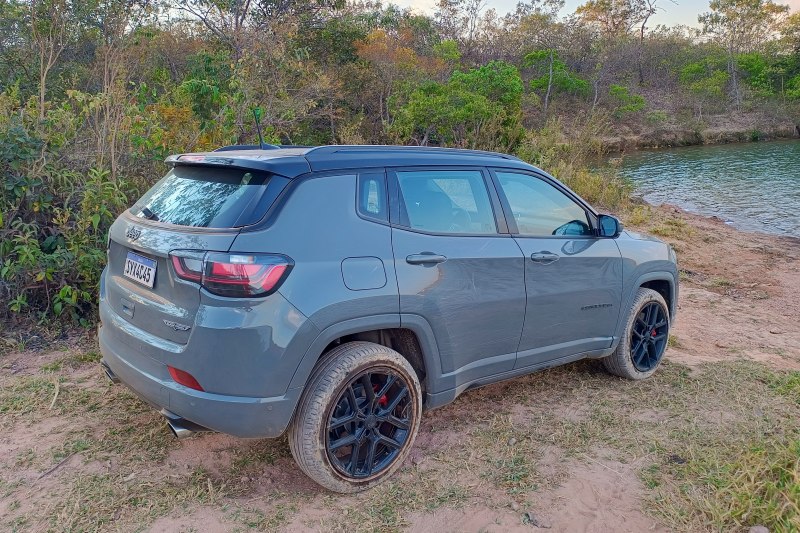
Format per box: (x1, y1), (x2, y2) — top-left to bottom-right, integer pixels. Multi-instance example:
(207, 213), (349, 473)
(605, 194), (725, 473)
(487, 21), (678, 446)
(171, 254), (203, 282)
(170, 251), (292, 298)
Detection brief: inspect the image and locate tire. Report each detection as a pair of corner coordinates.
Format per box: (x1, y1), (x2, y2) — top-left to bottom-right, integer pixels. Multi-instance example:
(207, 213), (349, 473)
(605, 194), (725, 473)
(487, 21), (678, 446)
(288, 341), (422, 493)
(603, 287), (670, 380)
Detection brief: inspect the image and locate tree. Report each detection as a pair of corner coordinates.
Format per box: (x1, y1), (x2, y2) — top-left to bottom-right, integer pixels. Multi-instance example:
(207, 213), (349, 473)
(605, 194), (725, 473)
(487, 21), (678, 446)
(576, 0), (674, 84)
(782, 12), (800, 54)
(29, 0), (70, 119)
(390, 60), (523, 149)
(699, 0), (789, 108)
(576, 0), (640, 36)
(355, 28), (433, 125)
(524, 49), (589, 115)
(180, 0), (344, 60)
(680, 59), (730, 118)
(608, 84), (645, 117)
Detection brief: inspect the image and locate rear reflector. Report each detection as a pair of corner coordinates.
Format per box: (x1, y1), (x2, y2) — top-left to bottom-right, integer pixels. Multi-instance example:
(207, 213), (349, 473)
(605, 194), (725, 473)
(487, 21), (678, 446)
(168, 366), (204, 391)
(170, 251), (292, 298)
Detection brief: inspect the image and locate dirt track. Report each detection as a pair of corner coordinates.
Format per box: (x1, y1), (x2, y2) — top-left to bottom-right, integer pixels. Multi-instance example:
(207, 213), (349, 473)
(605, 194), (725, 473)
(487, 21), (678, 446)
(1, 206), (798, 532)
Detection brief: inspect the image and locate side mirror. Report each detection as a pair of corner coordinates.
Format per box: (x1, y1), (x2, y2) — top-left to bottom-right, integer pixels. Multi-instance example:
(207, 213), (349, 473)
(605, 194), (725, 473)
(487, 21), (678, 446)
(598, 214), (623, 238)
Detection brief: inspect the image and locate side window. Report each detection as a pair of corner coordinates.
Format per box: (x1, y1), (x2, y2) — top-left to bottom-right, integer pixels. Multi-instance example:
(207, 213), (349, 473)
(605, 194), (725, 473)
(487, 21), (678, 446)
(495, 172), (593, 237)
(357, 172), (388, 222)
(395, 170), (497, 235)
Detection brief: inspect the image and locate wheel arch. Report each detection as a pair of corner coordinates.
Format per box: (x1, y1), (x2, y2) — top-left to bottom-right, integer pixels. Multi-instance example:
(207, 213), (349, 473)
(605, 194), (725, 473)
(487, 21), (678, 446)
(613, 271), (677, 343)
(287, 315), (442, 399)
(631, 272), (678, 320)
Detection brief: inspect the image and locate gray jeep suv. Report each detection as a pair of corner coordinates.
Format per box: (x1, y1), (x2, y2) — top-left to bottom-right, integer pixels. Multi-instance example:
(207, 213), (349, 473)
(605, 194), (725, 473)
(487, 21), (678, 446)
(99, 145), (678, 492)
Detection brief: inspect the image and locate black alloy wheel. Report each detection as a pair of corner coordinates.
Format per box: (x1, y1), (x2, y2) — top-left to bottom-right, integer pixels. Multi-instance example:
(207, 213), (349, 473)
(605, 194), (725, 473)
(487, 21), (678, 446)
(630, 301), (669, 372)
(326, 369), (413, 479)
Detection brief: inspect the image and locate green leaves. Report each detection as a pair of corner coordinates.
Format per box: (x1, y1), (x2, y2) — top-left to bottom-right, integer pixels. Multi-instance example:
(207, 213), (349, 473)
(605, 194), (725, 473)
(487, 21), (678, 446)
(1, 159), (123, 321)
(524, 50), (590, 100)
(390, 61), (523, 149)
(680, 60), (730, 102)
(608, 84), (646, 118)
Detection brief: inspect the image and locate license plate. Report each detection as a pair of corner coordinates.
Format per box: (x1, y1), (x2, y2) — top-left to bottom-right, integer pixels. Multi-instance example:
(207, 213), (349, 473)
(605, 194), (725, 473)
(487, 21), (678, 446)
(123, 251), (157, 288)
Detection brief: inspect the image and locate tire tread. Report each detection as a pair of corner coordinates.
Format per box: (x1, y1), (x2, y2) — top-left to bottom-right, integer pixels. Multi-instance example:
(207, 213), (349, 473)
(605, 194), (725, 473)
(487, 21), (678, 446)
(288, 341), (421, 493)
(602, 287), (670, 380)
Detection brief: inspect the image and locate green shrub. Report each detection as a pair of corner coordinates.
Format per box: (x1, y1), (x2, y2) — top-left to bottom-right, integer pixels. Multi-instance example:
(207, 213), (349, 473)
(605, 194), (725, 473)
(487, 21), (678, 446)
(646, 111), (669, 124)
(609, 85), (646, 119)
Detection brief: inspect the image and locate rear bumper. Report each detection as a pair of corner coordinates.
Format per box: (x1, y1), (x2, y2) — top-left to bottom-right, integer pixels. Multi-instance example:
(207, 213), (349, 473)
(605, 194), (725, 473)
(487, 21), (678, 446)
(98, 320), (301, 439)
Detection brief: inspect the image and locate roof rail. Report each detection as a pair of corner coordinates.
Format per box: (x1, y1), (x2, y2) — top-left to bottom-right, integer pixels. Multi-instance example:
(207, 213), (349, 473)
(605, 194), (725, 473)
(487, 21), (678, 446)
(214, 143), (289, 152)
(303, 145), (522, 161)
(213, 144), (314, 152)
(214, 144), (264, 152)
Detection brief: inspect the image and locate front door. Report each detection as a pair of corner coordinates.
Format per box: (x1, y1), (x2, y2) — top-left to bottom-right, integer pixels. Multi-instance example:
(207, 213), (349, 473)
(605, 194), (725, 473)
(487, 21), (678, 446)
(490, 169), (623, 369)
(389, 168), (526, 388)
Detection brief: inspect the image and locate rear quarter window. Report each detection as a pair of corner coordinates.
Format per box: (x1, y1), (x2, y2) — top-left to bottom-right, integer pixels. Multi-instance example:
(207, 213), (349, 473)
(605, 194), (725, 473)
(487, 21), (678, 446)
(357, 172), (388, 222)
(131, 165), (286, 228)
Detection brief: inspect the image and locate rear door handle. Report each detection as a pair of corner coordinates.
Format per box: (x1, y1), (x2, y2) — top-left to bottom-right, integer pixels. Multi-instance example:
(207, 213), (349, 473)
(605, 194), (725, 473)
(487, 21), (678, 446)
(406, 253), (447, 265)
(530, 251), (560, 265)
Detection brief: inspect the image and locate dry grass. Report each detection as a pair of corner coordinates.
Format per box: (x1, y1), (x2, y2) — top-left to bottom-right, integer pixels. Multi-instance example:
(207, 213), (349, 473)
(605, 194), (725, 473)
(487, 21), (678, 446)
(1, 346), (799, 532)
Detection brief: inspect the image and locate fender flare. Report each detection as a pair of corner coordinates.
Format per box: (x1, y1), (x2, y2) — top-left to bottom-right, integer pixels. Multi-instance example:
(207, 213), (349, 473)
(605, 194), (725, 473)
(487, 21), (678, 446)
(615, 270), (678, 341)
(286, 314), (444, 394)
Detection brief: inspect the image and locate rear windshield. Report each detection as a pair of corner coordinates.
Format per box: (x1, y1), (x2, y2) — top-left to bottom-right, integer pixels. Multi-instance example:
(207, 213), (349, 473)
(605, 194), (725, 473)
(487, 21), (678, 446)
(131, 165), (284, 228)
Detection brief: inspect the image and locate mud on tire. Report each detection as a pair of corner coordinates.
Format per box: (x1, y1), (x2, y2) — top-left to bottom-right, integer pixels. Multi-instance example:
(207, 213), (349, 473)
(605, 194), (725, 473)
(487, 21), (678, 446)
(288, 341), (422, 493)
(602, 287), (670, 380)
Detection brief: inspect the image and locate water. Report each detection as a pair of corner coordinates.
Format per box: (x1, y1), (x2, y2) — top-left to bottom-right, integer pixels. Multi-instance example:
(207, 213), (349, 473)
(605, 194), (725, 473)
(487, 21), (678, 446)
(616, 140), (800, 237)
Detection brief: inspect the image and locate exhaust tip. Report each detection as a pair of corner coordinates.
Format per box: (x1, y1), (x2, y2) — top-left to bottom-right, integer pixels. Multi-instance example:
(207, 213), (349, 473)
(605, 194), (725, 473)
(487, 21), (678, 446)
(161, 412), (209, 440)
(101, 362), (121, 384)
(167, 419), (195, 440)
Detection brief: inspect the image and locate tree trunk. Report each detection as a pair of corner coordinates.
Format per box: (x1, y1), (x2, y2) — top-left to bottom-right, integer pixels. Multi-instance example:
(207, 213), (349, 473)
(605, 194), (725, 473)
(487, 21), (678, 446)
(727, 47), (740, 111)
(638, 23), (646, 86)
(543, 50), (554, 116)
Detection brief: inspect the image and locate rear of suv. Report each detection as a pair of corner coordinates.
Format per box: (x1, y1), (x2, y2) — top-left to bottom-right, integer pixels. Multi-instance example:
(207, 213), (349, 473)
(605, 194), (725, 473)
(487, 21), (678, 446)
(99, 145), (678, 492)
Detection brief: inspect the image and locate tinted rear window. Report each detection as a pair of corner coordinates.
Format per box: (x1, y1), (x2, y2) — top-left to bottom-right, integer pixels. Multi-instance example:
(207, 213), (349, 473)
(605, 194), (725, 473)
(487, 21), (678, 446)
(131, 165), (285, 228)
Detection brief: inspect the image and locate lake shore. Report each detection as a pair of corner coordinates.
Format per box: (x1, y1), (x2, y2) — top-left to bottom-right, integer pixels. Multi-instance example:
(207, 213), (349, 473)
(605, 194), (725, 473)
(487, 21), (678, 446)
(624, 202), (800, 370)
(601, 115), (798, 152)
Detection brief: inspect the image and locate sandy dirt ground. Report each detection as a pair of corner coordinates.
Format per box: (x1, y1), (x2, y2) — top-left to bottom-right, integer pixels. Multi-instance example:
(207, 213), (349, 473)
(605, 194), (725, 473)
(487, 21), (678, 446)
(1, 205), (798, 532)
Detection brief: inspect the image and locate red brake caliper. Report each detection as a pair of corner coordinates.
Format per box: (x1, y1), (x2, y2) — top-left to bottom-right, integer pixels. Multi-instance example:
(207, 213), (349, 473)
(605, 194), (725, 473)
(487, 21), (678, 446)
(374, 384), (388, 407)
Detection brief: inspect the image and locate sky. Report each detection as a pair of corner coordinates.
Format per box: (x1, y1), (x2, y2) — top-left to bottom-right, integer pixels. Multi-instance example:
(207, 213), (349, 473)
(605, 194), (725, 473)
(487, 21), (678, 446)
(393, 0), (800, 27)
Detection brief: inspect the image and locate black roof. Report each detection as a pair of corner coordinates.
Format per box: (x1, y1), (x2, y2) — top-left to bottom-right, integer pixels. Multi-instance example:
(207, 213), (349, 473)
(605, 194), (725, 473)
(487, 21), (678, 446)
(165, 144), (537, 178)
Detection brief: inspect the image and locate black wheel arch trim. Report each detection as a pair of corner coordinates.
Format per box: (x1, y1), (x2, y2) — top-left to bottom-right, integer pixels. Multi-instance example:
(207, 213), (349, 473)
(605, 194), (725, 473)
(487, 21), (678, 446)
(286, 314), (444, 399)
(615, 271), (677, 342)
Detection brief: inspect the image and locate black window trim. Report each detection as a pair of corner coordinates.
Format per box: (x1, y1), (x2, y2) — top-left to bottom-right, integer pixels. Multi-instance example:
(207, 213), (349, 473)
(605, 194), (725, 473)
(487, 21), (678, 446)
(387, 166), (510, 238)
(488, 167), (599, 239)
(355, 170), (390, 226)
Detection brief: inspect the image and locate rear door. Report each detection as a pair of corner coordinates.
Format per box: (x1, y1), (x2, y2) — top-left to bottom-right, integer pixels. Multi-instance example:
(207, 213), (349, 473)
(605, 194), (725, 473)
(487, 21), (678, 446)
(104, 164), (287, 345)
(389, 168), (526, 388)
(489, 169), (623, 368)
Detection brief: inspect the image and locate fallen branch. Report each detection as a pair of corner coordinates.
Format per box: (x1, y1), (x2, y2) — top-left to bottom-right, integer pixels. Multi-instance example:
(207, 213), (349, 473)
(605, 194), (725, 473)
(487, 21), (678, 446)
(48, 380), (60, 410)
(38, 451), (76, 480)
(582, 454), (624, 476)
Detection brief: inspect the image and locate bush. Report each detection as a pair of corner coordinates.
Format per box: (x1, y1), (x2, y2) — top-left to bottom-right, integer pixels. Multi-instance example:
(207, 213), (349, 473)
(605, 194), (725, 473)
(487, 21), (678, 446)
(515, 115), (632, 210)
(609, 85), (646, 119)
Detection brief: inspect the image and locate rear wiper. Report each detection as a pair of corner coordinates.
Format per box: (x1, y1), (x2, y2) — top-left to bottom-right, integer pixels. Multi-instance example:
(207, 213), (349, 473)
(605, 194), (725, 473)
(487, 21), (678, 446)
(140, 206), (160, 221)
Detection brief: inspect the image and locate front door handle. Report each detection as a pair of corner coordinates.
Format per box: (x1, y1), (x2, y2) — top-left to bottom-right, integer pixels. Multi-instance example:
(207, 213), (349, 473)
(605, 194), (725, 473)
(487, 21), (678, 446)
(530, 251), (560, 265)
(406, 253), (447, 265)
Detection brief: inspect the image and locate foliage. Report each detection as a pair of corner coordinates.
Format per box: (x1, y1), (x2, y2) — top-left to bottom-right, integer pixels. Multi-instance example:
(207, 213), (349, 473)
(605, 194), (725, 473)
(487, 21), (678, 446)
(516, 115), (632, 210)
(680, 60), (731, 117)
(0, 0), (798, 325)
(390, 61), (523, 149)
(608, 84), (646, 118)
(524, 50), (590, 105)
